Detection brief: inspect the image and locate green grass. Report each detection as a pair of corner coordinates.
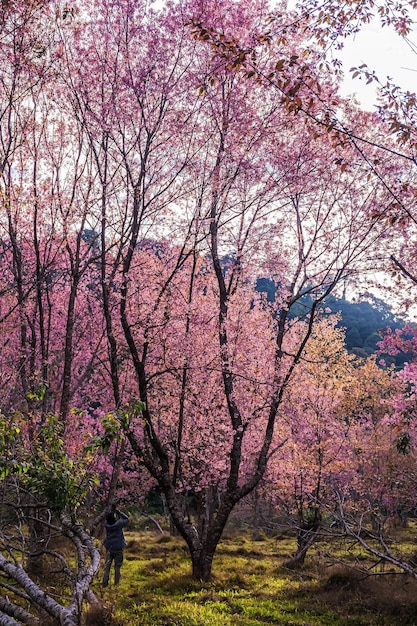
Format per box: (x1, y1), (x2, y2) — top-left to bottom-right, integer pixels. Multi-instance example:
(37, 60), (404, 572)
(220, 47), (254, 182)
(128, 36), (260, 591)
(87, 528), (417, 626)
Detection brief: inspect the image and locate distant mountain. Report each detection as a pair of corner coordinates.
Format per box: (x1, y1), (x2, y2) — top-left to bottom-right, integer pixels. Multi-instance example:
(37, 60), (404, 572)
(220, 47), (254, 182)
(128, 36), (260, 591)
(255, 279), (408, 366)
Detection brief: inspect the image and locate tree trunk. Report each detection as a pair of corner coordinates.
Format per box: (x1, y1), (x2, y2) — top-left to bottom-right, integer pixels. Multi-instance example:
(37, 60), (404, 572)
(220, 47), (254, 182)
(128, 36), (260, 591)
(190, 544), (217, 582)
(285, 508), (322, 568)
(285, 527), (319, 568)
(26, 504), (50, 575)
(0, 514), (101, 626)
(252, 489), (260, 541)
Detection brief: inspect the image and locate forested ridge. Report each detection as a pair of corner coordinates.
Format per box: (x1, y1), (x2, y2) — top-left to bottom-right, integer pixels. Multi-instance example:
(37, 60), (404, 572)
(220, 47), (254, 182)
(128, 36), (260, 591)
(256, 277), (408, 363)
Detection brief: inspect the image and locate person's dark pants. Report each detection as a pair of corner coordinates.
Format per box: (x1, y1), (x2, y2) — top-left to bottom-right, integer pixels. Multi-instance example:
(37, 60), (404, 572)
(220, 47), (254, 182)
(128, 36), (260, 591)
(102, 549), (124, 586)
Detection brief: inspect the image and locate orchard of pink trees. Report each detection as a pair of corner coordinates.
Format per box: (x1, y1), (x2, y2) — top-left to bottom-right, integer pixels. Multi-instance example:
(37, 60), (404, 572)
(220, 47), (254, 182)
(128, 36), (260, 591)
(1, 0), (417, 622)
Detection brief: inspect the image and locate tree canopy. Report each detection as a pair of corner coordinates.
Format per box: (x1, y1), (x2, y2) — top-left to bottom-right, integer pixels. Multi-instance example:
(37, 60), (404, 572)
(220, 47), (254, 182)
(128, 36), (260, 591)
(2, 0), (417, 622)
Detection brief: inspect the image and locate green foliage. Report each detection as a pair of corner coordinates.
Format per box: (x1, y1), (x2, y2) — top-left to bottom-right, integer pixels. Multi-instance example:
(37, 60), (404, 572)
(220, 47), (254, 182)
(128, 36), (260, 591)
(87, 401), (146, 454)
(0, 411), (97, 513)
(89, 411), (126, 454)
(0, 416), (29, 478)
(26, 382), (48, 402)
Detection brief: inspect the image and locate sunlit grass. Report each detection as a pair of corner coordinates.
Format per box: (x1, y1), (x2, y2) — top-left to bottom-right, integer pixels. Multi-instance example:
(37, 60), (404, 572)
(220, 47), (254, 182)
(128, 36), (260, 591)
(89, 526), (417, 625)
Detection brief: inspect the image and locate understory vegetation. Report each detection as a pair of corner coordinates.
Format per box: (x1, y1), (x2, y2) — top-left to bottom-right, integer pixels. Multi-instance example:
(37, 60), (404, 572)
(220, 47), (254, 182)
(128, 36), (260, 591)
(86, 521), (417, 626)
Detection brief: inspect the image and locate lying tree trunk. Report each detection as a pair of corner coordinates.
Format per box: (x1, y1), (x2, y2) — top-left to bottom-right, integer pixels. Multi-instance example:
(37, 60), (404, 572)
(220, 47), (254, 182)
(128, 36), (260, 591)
(0, 514), (101, 626)
(0, 615), (27, 626)
(0, 596), (39, 625)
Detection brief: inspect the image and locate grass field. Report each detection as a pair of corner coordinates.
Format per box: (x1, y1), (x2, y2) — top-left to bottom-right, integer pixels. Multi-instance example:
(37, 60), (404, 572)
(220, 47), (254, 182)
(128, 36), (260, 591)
(88, 526), (417, 626)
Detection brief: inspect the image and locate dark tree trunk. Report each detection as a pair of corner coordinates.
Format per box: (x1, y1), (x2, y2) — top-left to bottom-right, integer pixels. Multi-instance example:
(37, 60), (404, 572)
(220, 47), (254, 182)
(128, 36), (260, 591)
(285, 508), (322, 568)
(252, 489), (260, 541)
(190, 546), (216, 582)
(26, 504), (50, 575)
(286, 527), (319, 568)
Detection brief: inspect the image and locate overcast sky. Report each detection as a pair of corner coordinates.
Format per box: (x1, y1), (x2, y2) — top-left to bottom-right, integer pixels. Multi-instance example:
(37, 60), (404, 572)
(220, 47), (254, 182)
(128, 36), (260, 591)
(336, 21), (417, 109)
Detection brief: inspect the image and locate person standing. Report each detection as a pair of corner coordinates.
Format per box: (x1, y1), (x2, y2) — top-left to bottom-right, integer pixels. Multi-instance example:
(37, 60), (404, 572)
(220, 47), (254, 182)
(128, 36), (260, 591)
(102, 505), (129, 587)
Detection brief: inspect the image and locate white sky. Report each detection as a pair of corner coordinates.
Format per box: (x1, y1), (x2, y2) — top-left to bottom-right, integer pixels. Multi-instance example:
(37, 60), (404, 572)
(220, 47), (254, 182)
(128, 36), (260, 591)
(336, 21), (417, 109)
(155, 0), (416, 110)
(334, 16), (417, 321)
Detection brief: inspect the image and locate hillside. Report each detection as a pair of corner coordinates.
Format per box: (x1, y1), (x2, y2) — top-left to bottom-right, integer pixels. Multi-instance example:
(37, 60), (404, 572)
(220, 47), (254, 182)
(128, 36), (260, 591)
(255, 279), (408, 365)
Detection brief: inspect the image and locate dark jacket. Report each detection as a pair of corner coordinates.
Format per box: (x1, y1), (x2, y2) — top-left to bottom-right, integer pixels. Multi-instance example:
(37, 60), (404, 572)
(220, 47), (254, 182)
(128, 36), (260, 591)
(103, 511), (129, 551)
